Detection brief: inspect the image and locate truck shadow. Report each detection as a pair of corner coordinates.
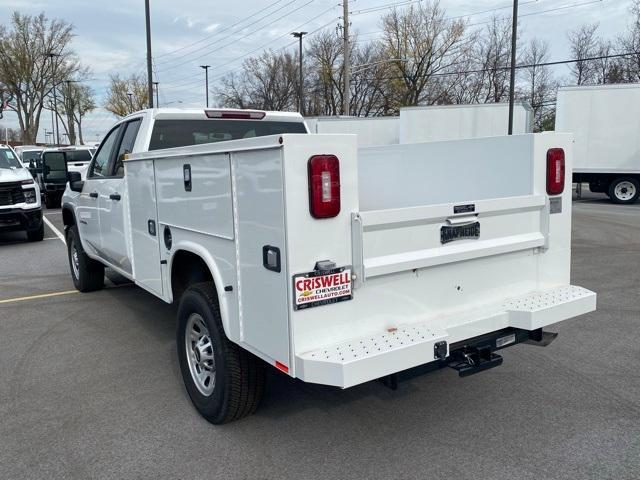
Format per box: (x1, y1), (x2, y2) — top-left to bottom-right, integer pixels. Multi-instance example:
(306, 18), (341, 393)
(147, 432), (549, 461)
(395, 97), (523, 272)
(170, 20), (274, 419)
(108, 282), (441, 420)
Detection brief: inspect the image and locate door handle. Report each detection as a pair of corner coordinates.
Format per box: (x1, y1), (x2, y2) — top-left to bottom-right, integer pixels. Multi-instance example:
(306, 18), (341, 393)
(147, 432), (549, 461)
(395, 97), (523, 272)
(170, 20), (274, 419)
(89, 192), (98, 198)
(109, 193), (121, 201)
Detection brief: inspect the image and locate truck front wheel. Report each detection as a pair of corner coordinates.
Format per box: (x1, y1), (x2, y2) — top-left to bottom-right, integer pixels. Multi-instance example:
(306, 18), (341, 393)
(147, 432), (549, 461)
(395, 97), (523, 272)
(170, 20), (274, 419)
(66, 225), (105, 292)
(177, 282), (265, 424)
(608, 177), (640, 204)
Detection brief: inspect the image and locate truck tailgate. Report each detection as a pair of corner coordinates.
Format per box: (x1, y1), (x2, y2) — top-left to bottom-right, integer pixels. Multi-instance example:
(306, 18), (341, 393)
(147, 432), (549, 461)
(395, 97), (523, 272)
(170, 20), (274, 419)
(283, 133), (596, 387)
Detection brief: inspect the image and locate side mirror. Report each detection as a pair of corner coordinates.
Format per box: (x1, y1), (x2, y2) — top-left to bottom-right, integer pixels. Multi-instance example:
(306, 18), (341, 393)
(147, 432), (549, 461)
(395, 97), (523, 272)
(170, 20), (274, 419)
(68, 171), (84, 193)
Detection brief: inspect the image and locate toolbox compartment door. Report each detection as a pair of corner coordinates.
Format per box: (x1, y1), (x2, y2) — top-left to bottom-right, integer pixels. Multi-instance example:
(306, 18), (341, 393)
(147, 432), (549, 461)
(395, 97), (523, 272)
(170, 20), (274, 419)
(126, 159), (163, 296)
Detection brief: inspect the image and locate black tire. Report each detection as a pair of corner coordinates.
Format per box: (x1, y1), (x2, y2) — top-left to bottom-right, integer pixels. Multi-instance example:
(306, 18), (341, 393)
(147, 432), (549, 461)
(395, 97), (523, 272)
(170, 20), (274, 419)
(608, 177), (640, 204)
(177, 282), (265, 424)
(27, 222), (44, 242)
(44, 193), (59, 209)
(66, 225), (104, 292)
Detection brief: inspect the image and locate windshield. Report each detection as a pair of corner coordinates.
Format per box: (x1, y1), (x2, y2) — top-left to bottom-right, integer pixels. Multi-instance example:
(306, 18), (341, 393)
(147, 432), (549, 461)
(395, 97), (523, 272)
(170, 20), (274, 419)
(64, 150), (92, 163)
(149, 119), (307, 151)
(0, 149), (23, 169)
(21, 150), (42, 163)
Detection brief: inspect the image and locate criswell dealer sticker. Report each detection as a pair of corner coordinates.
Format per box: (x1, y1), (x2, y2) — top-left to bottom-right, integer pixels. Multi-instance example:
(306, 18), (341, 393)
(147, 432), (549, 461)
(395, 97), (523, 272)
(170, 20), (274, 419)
(293, 266), (353, 310)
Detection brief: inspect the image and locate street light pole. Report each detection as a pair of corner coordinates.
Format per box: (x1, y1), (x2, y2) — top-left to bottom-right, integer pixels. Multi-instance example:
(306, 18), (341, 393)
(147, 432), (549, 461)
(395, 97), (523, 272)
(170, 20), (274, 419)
(47, 52), (61, 146)
(145, 0), (154, 108)
(127, 92), (133, 114)
(200, 66), (210, 108)
(508, 0), (519, 135)
(291, 32), (307, 115)
(153, 81), (159, 107)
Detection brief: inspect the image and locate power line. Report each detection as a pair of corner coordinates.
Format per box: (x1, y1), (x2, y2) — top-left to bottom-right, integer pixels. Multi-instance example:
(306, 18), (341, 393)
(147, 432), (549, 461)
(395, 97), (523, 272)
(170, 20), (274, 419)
(353, 0), (601, 43)
(207, 14), (341, 84)
(156, 0), (316, 73)
(358, 51), (639, 82)
(155, 0), (289, 60)
(162, 5), (340, 89)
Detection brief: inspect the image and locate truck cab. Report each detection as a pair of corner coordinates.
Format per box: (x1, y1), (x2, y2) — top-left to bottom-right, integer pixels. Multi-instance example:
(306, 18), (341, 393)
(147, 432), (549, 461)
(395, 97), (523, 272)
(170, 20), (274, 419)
(61, 108), (307, 268)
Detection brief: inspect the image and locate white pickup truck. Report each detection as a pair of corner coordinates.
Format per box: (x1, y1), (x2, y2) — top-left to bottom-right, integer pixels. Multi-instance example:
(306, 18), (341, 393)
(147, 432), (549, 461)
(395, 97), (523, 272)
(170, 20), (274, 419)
(59, 108), (596, 424)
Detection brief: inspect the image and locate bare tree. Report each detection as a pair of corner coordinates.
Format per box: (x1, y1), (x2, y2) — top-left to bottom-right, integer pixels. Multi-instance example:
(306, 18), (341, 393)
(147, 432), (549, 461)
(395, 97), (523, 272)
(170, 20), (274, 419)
(616, 0), (640, 82)
(380, 0), (467, 109)
(72, 84), (96, 145)
(105, 74), (149, 117)
(56, 81), (95, 144)
(305, 30), (344, 116)
(0, 12), (83, 143)
(567, 23), (599, 85)
(520, 38), (556, 131)
(216, 50), (297, 111)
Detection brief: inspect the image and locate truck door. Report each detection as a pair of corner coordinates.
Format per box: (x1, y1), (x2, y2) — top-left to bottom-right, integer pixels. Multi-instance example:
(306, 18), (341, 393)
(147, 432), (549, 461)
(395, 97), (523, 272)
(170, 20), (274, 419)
(98, 118), (142, 275)
(79, 124), (122, 257)
(41, 151), (68, 206)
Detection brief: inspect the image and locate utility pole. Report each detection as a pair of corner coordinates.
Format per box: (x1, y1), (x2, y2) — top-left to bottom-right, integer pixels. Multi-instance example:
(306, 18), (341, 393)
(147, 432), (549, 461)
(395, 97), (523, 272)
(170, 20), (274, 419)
(342, 0), (350, 116)
(200, 65), (210, 108)
(153, 81), (159, 107)
(507, 0), (519, 135)
(47, 52), (61, 146)
(291, 32), (307, 115)
(145, 0), (154, 108)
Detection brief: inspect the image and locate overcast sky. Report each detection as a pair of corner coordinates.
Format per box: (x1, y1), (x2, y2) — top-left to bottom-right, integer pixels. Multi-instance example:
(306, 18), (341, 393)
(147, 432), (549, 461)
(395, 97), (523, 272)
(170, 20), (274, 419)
(0, 0), (632, 143)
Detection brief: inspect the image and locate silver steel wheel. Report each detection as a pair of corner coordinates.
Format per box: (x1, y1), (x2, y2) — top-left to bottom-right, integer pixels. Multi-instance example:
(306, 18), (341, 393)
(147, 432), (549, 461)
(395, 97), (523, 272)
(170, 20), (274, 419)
(614, 181), (637, 201)
(185, 313), (216, 396)
(71, 241), (80, 280)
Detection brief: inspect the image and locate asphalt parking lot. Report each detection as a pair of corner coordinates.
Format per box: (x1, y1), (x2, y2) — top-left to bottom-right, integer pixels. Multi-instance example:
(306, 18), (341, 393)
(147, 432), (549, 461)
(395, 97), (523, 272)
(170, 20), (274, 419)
(1, 191), (639, 480)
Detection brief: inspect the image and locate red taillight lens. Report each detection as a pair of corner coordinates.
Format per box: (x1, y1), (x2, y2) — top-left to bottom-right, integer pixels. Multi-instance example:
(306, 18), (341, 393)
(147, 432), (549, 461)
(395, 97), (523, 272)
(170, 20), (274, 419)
(308, 155), (340, 218)
(204, 109), (265, 119)
(546, 148), (565, 195)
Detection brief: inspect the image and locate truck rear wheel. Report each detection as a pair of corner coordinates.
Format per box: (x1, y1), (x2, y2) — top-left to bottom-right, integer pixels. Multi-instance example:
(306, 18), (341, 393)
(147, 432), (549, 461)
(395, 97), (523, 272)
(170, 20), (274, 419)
(608, 177), (640, 204)
(66, 225), (104, 292)
(177, 282), (265, 424)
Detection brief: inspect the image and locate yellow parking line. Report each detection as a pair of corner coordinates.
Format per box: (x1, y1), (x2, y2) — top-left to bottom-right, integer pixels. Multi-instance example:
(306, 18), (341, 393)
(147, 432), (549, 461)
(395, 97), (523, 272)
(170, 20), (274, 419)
(0, 290), (78, 305)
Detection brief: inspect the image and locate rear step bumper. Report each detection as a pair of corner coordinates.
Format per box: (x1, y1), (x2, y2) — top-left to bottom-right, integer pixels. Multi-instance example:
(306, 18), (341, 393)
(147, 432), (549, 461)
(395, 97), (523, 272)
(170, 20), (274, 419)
(295, 285), (596, 388)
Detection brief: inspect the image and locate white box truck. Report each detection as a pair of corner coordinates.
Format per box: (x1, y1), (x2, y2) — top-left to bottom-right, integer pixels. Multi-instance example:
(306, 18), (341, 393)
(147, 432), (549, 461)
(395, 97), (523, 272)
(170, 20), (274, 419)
(400, 102), (533, 143)
(555, 84), (640, 204)
(305, 116), (400, 147)
(58, 108), (595, 424)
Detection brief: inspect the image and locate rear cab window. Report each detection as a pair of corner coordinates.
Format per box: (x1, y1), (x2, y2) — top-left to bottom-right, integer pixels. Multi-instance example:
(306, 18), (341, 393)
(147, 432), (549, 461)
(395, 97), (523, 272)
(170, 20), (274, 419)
(148, 119), (307, 151)
(64, 150), (92, 163)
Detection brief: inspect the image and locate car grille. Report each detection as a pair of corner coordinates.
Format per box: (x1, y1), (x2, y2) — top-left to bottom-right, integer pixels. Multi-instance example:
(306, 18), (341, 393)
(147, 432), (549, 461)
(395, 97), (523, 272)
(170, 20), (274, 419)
(0, 183), (25, 206)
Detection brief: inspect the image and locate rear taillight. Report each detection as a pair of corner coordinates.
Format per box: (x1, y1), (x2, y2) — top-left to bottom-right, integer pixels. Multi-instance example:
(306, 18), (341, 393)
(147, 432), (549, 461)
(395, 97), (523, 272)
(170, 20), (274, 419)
(546, 148), (565, 195)
(308, 155), (340, 219)
(204, 109), (265, 120)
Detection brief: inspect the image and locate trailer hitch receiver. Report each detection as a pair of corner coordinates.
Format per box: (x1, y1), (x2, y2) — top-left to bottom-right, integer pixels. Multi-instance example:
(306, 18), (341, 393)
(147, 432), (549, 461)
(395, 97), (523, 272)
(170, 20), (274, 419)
(449, 346), (503, 377)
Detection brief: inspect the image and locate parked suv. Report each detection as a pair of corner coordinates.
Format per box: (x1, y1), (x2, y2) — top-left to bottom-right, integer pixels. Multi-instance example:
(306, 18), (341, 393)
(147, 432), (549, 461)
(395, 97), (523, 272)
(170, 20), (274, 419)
(0, 144), (43, 241)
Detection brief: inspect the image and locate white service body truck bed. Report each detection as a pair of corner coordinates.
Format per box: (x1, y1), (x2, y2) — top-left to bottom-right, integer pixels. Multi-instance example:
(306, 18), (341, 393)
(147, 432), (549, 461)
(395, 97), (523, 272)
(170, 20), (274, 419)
(61, 108), (595, 422)
(124, 132), (594, 388)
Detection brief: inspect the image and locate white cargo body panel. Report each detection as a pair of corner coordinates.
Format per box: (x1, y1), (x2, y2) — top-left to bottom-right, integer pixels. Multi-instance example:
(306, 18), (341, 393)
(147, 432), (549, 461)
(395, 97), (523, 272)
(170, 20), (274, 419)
(125, 131), (595, 390)
(555, 84), (640, 174)
(305, 116), (399, 147)
(399, 102), (533, 144)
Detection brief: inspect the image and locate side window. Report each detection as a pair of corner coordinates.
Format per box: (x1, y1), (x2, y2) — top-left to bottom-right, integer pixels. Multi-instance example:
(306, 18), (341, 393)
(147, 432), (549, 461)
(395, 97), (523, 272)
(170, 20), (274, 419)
(89, 126), (121, 178)
(111, 119), (142, 177)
